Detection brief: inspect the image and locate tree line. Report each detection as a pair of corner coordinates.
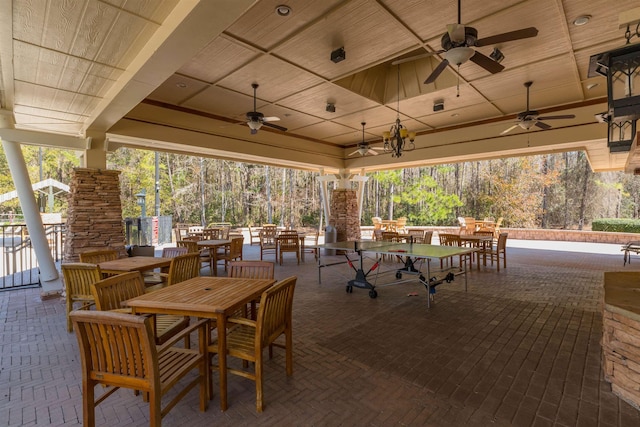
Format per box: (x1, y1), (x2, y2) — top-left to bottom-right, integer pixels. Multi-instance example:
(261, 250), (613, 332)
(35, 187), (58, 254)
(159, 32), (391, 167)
(1, 145), (638, 230)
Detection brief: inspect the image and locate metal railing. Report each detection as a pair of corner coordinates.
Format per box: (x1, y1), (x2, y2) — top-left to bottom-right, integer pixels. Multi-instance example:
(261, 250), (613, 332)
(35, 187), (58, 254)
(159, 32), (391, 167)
(0, 223), (66, 290)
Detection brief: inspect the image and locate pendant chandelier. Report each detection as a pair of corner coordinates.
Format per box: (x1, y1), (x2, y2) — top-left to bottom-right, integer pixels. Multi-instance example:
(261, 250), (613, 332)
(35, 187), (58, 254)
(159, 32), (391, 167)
(383, 65), (416, 157)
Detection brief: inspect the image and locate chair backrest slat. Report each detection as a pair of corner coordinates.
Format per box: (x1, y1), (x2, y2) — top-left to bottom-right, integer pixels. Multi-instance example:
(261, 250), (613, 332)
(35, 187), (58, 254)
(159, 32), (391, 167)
(167, 252), (200, 286)
(91, 271), (145, 311)
(62, 263), (102, 296)
(256, 277), (296, 345)
(79, 250), (118, 264)
(71, 310), (156, 390)
(229, 260), (275, 280)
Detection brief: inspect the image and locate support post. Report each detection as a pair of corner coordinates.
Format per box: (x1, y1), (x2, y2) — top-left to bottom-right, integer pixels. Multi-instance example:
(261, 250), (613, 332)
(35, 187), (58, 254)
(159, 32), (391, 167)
(1, 139), (62, 295)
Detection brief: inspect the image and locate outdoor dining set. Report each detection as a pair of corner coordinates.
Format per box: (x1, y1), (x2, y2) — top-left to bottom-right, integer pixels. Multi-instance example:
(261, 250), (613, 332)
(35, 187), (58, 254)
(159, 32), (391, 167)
(62, 244), (297, 426)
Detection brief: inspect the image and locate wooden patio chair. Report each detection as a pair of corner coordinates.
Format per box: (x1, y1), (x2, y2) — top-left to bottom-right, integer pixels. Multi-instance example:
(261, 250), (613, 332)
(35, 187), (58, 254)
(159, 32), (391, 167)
(78, 249), (118, 264)
(90, 271), (190, 345)
(248, 225), (262, 245)
(216, 236), (244, 274)
(438, 233), (472, 269)
(146, 252), (201, 291)
(259, 226), (278, 262)
(61, 263), (102, 332)
(143, 246), (189, 286)
(423, 230), (434, 244)
(176, 240), (199, 253)
(70, 310), (208, 427)
(372, 217), (383, 230)
(407, 228), (426, 243)
(78, 250), (119, 277)
(202, 228), (222, 240)
(228, 259), (276, 319)
(462, 217), (477, 234)
(486, 232), (508, 271)
(395, 217), (407, 233)
(208, 276), (297, 412)
(278, 231), (300, 265)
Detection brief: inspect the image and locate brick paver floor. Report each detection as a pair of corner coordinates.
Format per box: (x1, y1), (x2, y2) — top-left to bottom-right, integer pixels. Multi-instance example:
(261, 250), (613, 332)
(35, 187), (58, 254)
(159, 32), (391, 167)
(1, 241), (640, 426)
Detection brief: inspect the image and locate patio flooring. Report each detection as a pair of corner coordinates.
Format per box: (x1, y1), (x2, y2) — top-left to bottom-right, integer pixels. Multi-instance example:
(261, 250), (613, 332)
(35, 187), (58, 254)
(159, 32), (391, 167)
(2, 240), (640, 426)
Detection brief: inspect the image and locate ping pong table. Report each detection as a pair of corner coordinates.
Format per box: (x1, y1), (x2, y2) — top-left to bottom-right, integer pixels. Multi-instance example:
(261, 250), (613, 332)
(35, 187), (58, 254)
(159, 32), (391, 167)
(314, 240), (475, 308)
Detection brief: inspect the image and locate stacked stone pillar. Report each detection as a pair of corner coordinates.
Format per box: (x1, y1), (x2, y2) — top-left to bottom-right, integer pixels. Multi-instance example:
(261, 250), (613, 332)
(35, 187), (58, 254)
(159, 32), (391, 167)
(63, 168), (127, 261)
(329, 189), (361, 241)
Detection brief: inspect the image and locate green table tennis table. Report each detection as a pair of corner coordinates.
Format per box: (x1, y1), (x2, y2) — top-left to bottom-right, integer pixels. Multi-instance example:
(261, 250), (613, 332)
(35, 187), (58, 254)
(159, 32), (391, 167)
(313, 240), (475, 308)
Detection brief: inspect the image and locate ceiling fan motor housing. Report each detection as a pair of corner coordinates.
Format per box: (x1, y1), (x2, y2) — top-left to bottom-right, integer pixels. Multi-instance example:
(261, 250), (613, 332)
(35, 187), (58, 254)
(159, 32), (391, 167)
(441, 26), (478, 49)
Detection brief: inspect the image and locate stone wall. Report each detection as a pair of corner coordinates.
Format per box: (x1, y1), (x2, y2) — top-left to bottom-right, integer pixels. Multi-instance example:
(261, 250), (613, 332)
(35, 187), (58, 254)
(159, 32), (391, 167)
(329, 189), (360, 241)
(603, 272), (640, 410)
(63, 168), (127, 262)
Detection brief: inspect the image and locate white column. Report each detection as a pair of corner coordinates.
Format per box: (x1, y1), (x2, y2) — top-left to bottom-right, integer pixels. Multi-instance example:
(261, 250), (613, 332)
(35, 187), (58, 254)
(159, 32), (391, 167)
(1, 139), (63, 295)
(355, 168), (368, 222)
(318, 168), (331, 226)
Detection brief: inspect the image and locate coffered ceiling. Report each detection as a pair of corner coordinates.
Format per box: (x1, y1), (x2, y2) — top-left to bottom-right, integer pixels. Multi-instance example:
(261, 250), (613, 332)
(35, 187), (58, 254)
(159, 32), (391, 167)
(1, 0), (639, 174)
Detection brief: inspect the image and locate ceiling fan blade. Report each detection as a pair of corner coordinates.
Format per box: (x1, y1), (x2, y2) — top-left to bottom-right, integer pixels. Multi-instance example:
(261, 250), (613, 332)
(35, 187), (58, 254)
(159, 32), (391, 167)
(348, 149), (359, 156)
(475, 27), (538, 47)
(535, 121), (552, 130)
(391, 51), (442, 66)
(469, 51), (504, 74)
(536, 115), (576, 120)
(447, 23), (466, 43)
(424, 58), (450, 84)
(262, 116), (281, 122)
(367, 149), (379, 156)
(262, 122), (288, 132)
(500, 124), (520, 135)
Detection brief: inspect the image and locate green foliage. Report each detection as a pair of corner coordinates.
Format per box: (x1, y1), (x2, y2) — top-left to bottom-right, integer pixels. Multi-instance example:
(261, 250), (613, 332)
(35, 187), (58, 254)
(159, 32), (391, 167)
(394, 173), (462, 225)
(592, 218), (640, 233)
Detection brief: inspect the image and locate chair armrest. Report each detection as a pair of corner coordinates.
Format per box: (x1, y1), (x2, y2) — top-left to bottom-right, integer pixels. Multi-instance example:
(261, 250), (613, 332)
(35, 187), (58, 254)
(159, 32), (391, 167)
(227, 317), (256, 328)
(157, 318), (209, 354)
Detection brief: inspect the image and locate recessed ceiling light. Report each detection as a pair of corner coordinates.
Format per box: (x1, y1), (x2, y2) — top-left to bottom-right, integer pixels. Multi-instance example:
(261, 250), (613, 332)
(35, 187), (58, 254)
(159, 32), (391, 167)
(573, 15), (591, 26)
(176, 82), (187, 88)
(275, 5), (291, 17)
(587, 83), (599, 90)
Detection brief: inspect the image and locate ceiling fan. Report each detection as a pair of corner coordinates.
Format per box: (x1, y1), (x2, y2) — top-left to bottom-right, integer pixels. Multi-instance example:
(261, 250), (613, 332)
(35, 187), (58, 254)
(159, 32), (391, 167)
(245, 83), (287, 134)
(348, 122), (383, 157)
(501, 81), (576, 135)
(400, 0), (538, 84)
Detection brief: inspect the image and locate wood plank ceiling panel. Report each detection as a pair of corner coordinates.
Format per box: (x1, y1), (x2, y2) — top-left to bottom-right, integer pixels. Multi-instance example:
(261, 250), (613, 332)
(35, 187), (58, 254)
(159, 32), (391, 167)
(273, 0), (418, 81)
(225, 0), (345, 50)
(215, 55), (325, 101)
(177, 37), (260, 84)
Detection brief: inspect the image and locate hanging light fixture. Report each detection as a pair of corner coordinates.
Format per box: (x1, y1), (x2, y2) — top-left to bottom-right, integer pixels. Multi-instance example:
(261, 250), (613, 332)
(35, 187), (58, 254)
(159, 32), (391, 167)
(383, 65), (416, 158)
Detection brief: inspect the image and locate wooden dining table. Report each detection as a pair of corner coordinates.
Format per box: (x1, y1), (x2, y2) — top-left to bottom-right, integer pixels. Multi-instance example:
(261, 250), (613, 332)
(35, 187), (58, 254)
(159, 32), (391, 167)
(124, 276), (276, 411)
(197, 239), (231, 276)
(97, 256), (172, 275)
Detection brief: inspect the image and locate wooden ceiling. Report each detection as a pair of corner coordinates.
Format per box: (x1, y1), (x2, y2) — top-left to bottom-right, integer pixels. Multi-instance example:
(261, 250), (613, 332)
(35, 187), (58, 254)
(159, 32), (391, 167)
(2, 0), (640, 174)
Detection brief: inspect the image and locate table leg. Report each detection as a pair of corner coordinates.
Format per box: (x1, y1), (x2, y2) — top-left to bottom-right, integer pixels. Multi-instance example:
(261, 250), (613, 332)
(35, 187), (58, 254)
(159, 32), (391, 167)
(217, 313), (228, 410)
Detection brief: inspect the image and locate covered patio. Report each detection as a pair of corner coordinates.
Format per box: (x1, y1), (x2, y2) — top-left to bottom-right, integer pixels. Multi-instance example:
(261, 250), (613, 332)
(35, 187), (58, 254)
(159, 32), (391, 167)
(2, 241), (640, 426)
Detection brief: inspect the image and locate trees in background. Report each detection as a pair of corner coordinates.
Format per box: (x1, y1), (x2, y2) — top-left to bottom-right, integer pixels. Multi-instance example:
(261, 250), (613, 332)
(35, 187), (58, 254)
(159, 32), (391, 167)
(1, 145), (639, 230)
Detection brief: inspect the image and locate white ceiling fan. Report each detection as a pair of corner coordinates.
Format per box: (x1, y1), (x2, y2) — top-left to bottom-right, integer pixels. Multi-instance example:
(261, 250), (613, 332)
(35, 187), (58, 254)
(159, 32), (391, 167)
(348, 122), (383, 157)
(501, 81), (576, 135)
